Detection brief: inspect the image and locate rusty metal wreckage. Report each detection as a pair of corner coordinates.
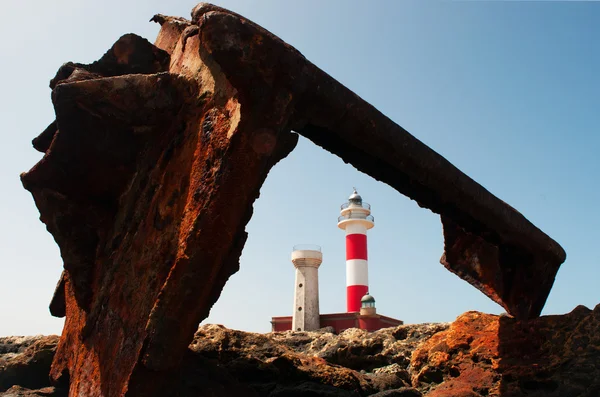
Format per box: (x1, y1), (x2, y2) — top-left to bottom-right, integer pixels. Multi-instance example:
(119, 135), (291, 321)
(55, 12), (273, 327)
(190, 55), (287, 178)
(21, 3), (565, 396)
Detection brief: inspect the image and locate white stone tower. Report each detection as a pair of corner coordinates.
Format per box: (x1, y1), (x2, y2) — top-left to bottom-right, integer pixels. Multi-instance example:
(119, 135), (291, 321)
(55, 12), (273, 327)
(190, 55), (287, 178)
(291, 244), (323, 331)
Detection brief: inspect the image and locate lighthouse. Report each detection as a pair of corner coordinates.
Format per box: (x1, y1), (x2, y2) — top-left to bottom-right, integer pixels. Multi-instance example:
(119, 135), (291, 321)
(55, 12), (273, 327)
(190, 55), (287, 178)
(271, 190), (403, 333)
(291, 245), (323, 331)
(337, 188), (374, 313)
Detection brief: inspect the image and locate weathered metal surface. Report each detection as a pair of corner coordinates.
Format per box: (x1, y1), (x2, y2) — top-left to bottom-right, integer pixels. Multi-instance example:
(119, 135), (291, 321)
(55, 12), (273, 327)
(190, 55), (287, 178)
(188, 4), (565, 320)
(21, 3), (565, 395)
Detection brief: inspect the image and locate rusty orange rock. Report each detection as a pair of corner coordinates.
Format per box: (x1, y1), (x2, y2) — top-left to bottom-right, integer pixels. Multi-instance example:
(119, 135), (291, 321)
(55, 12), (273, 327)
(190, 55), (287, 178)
(411, 305), (600, 396)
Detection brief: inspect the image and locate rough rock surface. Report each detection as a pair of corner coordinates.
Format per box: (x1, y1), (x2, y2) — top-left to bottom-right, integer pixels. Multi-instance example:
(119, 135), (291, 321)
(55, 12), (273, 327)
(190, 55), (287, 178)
(3, 306), (600, 396)
(0, 336), (61, 393)
(0, 386), (65, 397)
(184, 322), (447, 395)
(411, 305), (600, 397)
(21, 2), (567, 396)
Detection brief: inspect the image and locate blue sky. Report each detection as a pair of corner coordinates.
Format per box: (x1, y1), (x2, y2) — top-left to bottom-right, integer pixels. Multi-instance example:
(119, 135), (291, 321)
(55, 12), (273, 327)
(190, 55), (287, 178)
(1, 1), (598, 335)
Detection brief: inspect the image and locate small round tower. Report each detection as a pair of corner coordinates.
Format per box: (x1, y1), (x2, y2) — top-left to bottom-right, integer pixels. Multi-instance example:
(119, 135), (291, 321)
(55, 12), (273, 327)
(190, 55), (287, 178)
(359, 293), (376, 316)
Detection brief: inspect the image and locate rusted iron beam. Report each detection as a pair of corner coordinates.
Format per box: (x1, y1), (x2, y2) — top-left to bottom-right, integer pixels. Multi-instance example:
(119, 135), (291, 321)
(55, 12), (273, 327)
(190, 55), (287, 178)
(190, 4), (565, 320)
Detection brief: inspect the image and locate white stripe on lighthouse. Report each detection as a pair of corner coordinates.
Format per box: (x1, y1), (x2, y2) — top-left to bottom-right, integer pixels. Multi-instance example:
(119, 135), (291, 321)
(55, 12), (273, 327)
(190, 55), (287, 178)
(346, 259), (369, 286)
(345, 223), (367, 235)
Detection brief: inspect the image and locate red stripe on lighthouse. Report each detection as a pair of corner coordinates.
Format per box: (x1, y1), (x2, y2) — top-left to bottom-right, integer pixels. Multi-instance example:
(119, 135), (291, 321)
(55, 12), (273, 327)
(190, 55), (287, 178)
(347, 285), (368, 312)
(346, 234), (368, 260)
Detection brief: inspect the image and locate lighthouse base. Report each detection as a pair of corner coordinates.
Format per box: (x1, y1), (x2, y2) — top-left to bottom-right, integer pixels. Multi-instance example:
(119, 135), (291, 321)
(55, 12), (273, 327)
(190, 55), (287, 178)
(271, 312), (403, 333)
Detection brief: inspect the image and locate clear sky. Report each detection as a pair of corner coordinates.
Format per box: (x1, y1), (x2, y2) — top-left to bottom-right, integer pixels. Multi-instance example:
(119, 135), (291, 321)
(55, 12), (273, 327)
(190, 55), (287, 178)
(1, 1), (598, 336)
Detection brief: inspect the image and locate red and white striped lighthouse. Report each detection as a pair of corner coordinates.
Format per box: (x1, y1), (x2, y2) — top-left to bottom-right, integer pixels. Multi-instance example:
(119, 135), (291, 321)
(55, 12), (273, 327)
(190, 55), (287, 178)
(337, 189), (375, 313)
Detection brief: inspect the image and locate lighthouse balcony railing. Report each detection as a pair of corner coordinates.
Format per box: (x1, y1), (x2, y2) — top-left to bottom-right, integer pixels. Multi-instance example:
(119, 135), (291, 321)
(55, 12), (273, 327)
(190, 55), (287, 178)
(337, 214), (374, 223)
(340, 202), (371, 210)
(293, 244), (322, 252)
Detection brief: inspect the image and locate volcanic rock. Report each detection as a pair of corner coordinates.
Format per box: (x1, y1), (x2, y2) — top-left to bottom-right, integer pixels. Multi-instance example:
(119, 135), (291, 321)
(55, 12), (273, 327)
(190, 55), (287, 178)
(1, 323), (444, 396)
(0, 336), (60, 393)
(411, 304), (600, 396)
(2, 306), (600, 396)
(0, 386), (65, 397)
(369, 389), (423, 397)
(185, 322), (448, 395)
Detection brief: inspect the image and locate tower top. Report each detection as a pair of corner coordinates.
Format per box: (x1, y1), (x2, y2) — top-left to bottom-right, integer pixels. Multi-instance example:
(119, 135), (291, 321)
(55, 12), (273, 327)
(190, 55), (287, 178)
(291, 245), (323, 268)
(360, 292), (376, 316)
(338, 189), (374, 230)
(361, 293), (375, 304)
(349, 188), (362, 204)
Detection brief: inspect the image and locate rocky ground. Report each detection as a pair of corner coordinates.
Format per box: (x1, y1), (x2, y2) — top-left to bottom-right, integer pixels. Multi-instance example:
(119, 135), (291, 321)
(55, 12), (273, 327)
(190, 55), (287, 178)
(2, 305), (599, 396)
(0, 336), (63, 396)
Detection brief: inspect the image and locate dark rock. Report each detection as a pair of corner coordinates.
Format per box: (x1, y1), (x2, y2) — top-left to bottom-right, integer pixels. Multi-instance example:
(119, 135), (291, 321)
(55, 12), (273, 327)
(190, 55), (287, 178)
(268, 381), (360, 397)
(189, 325), (378, 395)
(367, 373), (409, 392)
(0, 336), (59, 392)
(175, 350), (259, 397)
(368, 387), (422, 397)
(0, 386), (66, 397)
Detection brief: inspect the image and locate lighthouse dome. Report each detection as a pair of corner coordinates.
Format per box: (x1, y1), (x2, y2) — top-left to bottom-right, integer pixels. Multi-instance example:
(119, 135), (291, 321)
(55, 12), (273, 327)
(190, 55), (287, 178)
(360, 292), (376, 314)
(361, 293), (375, 304)
(349, 188), (362, 204)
